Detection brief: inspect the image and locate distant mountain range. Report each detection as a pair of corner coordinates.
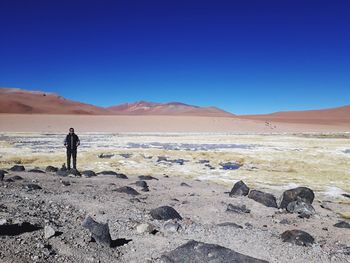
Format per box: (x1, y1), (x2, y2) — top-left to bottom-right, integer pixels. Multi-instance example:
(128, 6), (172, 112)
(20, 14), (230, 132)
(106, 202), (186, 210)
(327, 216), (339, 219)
(1, 87), (349, 123)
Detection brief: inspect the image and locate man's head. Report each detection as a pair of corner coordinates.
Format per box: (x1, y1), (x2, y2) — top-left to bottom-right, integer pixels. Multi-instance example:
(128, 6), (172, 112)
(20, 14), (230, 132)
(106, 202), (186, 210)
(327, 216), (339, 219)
(69, 128), (74, 134)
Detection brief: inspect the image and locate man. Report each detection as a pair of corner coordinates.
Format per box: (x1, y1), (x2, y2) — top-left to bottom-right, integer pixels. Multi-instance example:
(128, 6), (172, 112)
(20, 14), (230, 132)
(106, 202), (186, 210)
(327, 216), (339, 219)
(64, 128), (80, 170)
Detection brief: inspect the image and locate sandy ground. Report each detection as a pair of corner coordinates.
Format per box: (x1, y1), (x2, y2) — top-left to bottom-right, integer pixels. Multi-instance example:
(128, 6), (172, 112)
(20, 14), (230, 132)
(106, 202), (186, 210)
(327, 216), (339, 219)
(1, 114), (350, 133)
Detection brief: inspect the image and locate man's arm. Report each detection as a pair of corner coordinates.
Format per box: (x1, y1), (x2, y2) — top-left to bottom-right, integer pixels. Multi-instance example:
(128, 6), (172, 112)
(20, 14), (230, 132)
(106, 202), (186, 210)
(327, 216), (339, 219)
(76, 135), (80, 147)
(64, 136), (68, 148)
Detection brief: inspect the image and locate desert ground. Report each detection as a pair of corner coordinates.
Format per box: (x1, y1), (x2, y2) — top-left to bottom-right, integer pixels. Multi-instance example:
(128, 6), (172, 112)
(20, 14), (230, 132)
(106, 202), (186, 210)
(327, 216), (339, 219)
(0, 130), (350, 262)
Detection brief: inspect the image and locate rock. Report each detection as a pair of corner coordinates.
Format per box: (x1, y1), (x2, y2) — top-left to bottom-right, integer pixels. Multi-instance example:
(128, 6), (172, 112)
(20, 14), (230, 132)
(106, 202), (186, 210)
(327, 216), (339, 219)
(11, 175), (23, 180)
(28, 169), (45, 173)
(163, 221), (181, 233)
(135, 181), (148, 188)
(98, 171), (128, 179)
(56, 170), (69, 177)
(226, 204), (251, 213)
(280, 187), (315, 209)
(68, 169), (81, 177)
(141, 186), (150, 192)
(0, 219), (7, 225)
(115, 173), (128, 179)
(0, 170), (6, 181)
(98, 153), (114, 158)
(160, 240), (268, 263)
(61, 180), (71, 186)
(138, 175), (159, 181)
(45, 166), (58, 172)
(136, 223), (155, 234)
(44, 226), (56, 239)
(114, 186), (140, 195)
(82, 170), (97, 178)
(9, 165), (25, 172)
(286, 199), (315, 218)
(220, 162), (241, 170)
(342, 193), (350, 199)
(82, 216), (112, 247)
(281, 230), (315, 246)
(217, 222), (243, 229)
(334, 221), (350, 229)
(120, 153), (132, 158)
(150, 206), (182, 220)
(23, 184), (42, 190)
(340, 212), (350, 219)
(180, 182), (191, 187)
(229, 180), (250, 197)
(248, 190), (278, 208)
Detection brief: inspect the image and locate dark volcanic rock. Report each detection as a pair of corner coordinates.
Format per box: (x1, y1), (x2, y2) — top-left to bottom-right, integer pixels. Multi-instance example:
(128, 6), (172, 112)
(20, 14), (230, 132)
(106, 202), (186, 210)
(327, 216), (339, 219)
(342, 193), (350, 199)
(56, 170), (69, 177)
(68, 169), (81, 177)
(82, 170), (97, 177)
(248, 190), (278, 208)
(229, 180), (250, 197)
(98, 153), (114, 159)
(0, 170), (6, 181)
(281, 230), (315, 246)
(334, 221), (350, 229)
(280, 187), (315, 209)
(115, 173), (128, 179)
(217, 222), (243, 229)
(135, 180), (148, 188)
(139, 175), (158, 181)
(23, 184), (42, 190)
(226, 204), (251, 213)
(98, 171), (128, 179)
(82, 216), (112, 247)
(28, 169), (45, 173)
(141, 186), (150, 192)
(114, 186), (140, 196)
(180, 182), (191, 187)
(286, 199), (315, 218)
(160, 240), (268, 263)
(11, 175), (23, 180)
(45, 166), (58, 172)
(150, 206), (182, 220)
(220, 162), (241, 170)
(9, 165), (25, 172)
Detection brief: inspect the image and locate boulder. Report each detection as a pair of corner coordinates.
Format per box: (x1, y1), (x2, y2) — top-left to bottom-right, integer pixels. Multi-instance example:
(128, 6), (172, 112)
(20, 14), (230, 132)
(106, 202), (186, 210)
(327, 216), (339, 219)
(9, 165), (25, 172)
(82, 216), (112, 247)
(160, 240), (268, 263)
(280, 187), (314, 209)
(281, 230), (315, 246)
(150, 206), (182, 220)
(114, 186), (140, 196)
(248, 190), (277, 208)
(135, 181), (148, 188)
(139, 175), (158, 181)
(229, 180), (250, 197)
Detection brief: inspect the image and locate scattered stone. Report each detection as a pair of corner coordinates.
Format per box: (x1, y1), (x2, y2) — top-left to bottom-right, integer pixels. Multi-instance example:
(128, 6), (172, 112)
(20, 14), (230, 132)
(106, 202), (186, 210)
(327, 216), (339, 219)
(61, 180), (71, 186)
(342, 193), (350, 199)
(98, 153), (115, 159)
(139, 175), (159, 181)
(9, 165), (25, 172)
(82, 216), (112, 247)
(115, 173), (128, 179)
(280, 187), (315, 209)
(160, 240), (268, 263)
(68, 169), (81, 177)
(281, 230), (315, 246)
(150, 206), (182, 220)
(56, 169), (69, 177)
(180, 182), (191, 187)
(114, 186), (140, 196)
(217, 222), (243, 229)
(82, 170), (97, 178)
(45, 166), (58, 172)
(120, 153), (132, 158)
(220, 162), (241, 170)
(157, 157), (187, 165)
(98, 171), (128, 179)
(11, 175), (23, 180)
(279, 219), (292, 225)
(44, 226), (56, 239)
(141, 186), (150, 192)
(28, 169), (45, 173)
(23, 184), (42, 191)
(334, 221), (350, 229)
(0, 170), (6, 181)
(163, 221), (181, 233)
(136, 223), (155, 234)
(286, 199), (315, 218)
(226, 204), (251, 213)
(229, 180), (250, 197)
(135, 181), (148, 188)
(248, 190), (278, 208)
(0, 219), (7, 225)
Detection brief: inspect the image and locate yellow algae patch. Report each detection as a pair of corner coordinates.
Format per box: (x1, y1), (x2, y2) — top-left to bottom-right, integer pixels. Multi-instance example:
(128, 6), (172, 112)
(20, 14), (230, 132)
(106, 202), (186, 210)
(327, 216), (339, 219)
(339, 212), (350, 219)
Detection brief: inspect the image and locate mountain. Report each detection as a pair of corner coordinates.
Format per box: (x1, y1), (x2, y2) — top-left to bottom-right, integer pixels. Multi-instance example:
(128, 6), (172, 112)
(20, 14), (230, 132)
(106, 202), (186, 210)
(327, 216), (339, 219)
(0, 88), (112, 115)
(240, 105), (350, 124)
(107, 101), (235, 117)
(0, 88), (234, 117)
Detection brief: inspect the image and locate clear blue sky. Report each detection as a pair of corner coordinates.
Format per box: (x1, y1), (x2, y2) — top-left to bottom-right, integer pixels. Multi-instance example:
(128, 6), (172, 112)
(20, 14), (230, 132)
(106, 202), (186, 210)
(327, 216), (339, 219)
(0, 0), (349, 114)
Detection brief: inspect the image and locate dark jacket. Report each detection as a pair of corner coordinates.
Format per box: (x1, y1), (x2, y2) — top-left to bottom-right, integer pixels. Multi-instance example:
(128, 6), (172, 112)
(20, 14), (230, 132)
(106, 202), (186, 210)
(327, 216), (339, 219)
(64, 133), (80, 151)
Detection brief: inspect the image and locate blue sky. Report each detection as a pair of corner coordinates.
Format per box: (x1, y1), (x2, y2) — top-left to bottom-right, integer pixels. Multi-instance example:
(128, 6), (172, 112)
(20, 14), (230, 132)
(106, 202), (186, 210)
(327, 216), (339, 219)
(0, 0), (349, 114)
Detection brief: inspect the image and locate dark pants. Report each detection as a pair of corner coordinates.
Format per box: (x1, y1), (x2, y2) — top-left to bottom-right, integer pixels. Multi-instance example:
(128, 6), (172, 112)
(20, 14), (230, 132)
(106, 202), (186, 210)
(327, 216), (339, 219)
(67, 149), (77, 169)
